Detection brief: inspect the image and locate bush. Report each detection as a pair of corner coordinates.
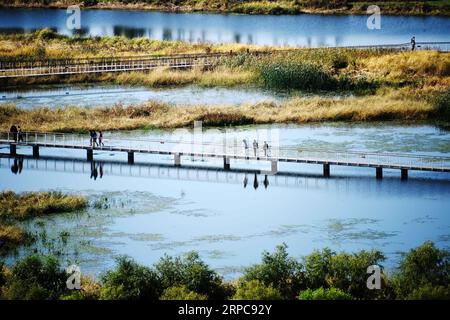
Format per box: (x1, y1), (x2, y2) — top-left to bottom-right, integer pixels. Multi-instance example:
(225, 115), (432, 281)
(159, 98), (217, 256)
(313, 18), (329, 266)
(2, 254), (67, 300)
(36, 28), (59, 41)
(392, 242), (450, 299)
(299, 287), (353, 300)
(155, 251), (229, 299)
(406, 284), (450, 300)
(160, 285), (208, 300)
(258, 60), (336, 90)
(233, 280), (283, 300)
(100, 256), (161, 300)
(242, 244), (304, 299)
(303, 248), (387, 299)
(434, 89), (450, 121)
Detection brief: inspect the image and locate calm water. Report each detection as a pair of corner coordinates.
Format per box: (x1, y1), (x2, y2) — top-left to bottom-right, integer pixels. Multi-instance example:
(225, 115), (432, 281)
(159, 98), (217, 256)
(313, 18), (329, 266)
(1, 123), (449, 279)
(0, 8), (449, 46)
(0, 84), (286, 108)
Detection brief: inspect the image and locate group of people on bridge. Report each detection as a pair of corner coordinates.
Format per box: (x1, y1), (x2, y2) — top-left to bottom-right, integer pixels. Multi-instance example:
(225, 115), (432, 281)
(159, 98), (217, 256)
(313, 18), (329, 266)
(242, 139), (270, 157)
(9, 125), (24, 143)
(89, 130), (104, 148)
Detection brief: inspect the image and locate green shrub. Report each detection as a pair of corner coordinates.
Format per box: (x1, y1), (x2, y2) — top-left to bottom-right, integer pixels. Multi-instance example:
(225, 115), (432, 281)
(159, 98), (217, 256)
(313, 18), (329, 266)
(160, 285), (208, 300)
(392, 241), (450, 299)
(100, 256), (161, 300)
(155, 251), (229, 299)
(406, 284), (450, 300)
(2, 254), (67, 300)
(242, 244), (304, 299)
(303, 248), (387, 299)
(36, 28), (59, 41)
(233, 280), (283, 300)
(299, 287), (353, 300)
(434, 89), (450, 121)
(258, 60), (336, 90)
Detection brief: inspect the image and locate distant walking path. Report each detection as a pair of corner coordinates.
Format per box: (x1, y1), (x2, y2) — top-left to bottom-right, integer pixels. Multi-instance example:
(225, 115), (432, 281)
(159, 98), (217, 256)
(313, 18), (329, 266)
(1, 42), (449, 79)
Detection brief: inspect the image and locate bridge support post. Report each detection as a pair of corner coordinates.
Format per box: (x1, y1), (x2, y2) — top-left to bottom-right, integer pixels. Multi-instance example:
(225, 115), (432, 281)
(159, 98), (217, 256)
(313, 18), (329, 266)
(87, 148), (93, 161)
(128, 152), (134, 164)
(224, 157), (230, 171)
(10, 144), (16, 156)
(401, 168), (408, 180)
(323, 163), (330, 178)
(174, 153), (181, 167)
(271, 160), (278, 173)
(376, 167), (383, 180)
(32, 145), (39, 158)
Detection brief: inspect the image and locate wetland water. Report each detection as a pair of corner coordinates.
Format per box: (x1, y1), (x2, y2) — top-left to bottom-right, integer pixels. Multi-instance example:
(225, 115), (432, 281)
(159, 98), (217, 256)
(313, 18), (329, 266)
(1, 123), (449, 279)
(0, 8), (449, 47)
(0, 84), (286, 108)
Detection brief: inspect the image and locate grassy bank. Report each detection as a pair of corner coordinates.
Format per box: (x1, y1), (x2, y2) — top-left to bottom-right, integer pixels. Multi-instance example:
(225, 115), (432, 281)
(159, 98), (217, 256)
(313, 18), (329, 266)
(1, 32), (448, 93)
(0, 242), (449, 300)
(0, 191), (87, 254)
(1, 0), (449, 16)
(0, 88), (442, 132)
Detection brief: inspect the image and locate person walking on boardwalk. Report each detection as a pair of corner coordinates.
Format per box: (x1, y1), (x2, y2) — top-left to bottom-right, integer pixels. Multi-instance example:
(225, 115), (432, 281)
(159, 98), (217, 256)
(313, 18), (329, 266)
(89, 130), (93, 146)
(263, 141), (269, 157)
(10, 125), (17, 142)
(92, 130), (98, 147)
(253, 139), (258, 157)
(17, 126), (23, 142)
(99, 131), (104, 147)
(243, 139), (248, 155)
(411, 36), (416, 51)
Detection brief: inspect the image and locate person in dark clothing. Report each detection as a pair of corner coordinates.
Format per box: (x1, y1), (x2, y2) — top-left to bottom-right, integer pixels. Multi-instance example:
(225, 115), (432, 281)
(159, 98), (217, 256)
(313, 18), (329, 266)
(17, 126), (23, 142)
(99, 131), (104, 147)
(10, 125), (18, 142)
(411, 36), (416, 51)
(11, 158), (18, 174)
(92, 131), (98, 147)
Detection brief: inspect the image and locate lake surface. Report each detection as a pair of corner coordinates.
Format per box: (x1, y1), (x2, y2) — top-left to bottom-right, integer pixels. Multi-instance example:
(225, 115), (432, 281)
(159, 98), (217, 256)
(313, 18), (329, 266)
(1, 123), (449, 279)
(0, 8), (449, 47)
(0, 84), (285, 108)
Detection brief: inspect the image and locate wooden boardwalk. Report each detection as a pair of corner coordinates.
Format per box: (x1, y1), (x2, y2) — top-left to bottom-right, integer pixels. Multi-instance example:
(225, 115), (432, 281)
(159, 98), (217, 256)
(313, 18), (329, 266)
(1, 131), (450, 179)
(1, 41), (448, 79)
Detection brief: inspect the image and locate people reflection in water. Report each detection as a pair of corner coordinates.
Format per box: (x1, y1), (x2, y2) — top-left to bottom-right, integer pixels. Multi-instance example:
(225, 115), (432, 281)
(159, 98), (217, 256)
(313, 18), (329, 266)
(253, 173), (259, 190)
(243, 174), (248, 188)
(90, 162), (98, 180)
(99, 163), (103, 178)
(10, 157), (23, 175)
(263, 175), (269, 189)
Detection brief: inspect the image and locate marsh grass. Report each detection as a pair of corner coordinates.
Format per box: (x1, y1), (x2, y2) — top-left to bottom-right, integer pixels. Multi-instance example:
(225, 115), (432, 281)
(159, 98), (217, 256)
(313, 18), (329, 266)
(0, 191), (87, 220)
(0, 88), (438, 132)
(0, 224), (28, 254)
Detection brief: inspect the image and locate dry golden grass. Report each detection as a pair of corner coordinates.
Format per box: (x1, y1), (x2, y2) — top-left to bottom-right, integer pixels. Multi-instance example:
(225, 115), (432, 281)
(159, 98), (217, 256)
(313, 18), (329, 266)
(0, 224), (27, 249)
(0, 89), (436, 132)
(0, 190), (87, 220)
(359, 51), (450, 81)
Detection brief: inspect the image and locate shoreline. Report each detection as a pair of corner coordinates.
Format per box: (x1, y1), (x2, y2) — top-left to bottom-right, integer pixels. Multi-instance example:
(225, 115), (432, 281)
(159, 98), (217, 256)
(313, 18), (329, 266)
(1, 2), (449, 17)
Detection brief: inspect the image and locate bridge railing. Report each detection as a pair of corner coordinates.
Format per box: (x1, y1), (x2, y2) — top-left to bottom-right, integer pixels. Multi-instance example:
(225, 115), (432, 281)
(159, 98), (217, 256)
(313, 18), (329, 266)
(1, 131), (450, 171)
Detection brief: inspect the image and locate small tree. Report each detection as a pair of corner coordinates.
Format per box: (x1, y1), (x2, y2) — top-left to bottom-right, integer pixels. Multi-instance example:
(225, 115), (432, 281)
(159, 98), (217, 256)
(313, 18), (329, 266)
(392, 242), (450, 299)
(2, 254), (67, 300)
(242, 244), (304, 299)
(160, 285), (208, 300)
(155, 251), (229, 299)
(100, 256), (161, 300)
(299, 287), (353, 300)
(233, 280), (283, 300)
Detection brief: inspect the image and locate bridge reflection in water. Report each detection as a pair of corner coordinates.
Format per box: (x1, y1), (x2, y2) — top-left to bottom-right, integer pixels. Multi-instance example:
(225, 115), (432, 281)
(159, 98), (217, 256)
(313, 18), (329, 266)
(2, 155), (450, 196)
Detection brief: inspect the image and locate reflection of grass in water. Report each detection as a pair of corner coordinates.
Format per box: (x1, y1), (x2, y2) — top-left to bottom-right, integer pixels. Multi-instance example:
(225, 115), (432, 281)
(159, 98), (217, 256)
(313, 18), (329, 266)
(344, 230), (399, 240)
(326, 218), (378, 233)
(168, 208), (217, 218)
(437, 234), (450, 243)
